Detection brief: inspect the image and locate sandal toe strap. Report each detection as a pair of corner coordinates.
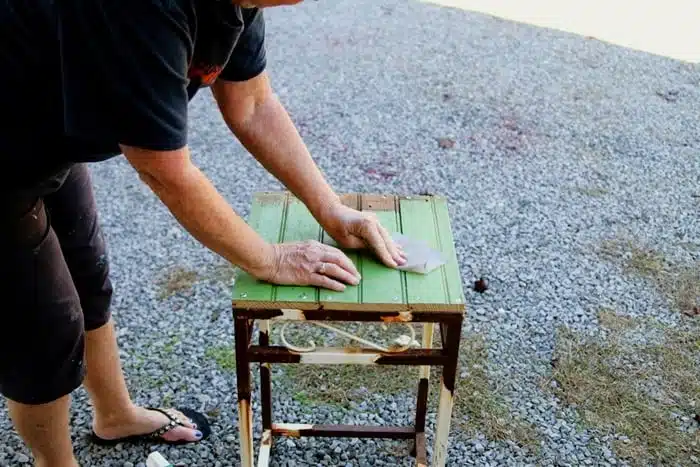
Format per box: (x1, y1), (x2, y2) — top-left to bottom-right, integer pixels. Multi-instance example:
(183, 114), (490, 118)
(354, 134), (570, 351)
(145, 407), (189, 439)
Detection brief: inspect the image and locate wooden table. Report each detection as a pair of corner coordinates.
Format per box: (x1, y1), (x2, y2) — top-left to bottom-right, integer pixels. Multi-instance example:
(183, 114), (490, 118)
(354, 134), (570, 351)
(231, 192), (466, 467)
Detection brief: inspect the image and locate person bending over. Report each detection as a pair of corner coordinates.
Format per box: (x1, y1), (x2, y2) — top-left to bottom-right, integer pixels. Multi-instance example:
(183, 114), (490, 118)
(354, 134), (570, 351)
(0, 0), (405, 465)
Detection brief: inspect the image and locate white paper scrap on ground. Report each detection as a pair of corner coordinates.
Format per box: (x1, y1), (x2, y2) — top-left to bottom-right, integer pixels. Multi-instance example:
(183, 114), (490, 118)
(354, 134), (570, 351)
(146, 452), (174, 467)
(392, 233), (446, 274)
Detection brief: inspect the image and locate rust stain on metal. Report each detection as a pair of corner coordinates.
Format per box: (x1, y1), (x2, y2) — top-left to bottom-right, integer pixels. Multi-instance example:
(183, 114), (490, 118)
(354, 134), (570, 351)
(415, 431), (428, 466)
(380, 311), (413, 323)
(261, 429), (272, 445)
(415, 378), (430, 432)
(272, 423), (313, 438)
(278, 427), (301, 438)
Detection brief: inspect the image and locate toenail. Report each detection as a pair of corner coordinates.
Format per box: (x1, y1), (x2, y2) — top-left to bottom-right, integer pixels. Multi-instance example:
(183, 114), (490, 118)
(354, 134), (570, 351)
(195, 430), (203, 439)
(192, 423), (197, 429)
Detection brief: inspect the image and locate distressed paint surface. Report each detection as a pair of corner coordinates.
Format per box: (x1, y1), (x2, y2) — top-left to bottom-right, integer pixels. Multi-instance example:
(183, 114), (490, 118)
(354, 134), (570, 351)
(257, 430), (272, 467)
(419, 323), (435, 379)
(299, 351), (381, 365)
(272, 423), (416, 439)
(320, 194), (362, 305)
(232, 193), (287, 303)
(232, 192), (465, 313)
(432, 383), (454, 467)
(275, 196), (322, 304)
(238, 399), (254, 467)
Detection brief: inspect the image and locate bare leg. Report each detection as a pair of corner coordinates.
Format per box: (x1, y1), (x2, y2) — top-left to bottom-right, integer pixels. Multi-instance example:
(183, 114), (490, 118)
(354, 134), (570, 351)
(39, 165), (202, 443)
(6, 396), (79, 467)
(85, 319), (202, 442)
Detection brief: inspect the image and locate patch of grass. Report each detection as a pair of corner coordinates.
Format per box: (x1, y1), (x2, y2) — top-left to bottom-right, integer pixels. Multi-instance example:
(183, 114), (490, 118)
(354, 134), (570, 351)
(599, 237), (699, 315)
(599, 238), (667, 277)
(208, 263), (240, 284)
(205, 345), (236, 371)
(452, 335), (541, 451)
(277, 329), (539, 450)
(597, 308), (637, 331)
(162, 393), (174, 408)
(551, 322), (700, 466)
(162, 336), (180, 354)
(282, 363), (414, 408)
(277, 322), (423, 407)
(575, 186), (609, 197)
(673, 266), (700, 316)
(157, 266), (200, 299)
(206, 407), (221, 420)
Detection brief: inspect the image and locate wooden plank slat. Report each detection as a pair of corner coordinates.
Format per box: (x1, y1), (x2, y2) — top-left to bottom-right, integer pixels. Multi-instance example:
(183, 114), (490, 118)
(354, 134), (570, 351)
(398, 196), (448, 308)
(232, 192), (288, 302)
(233, 192), (465, 313)
(358, 195), (407, 309)
(433, 197), (466, 307)
(274, 196), (321, 304)
(319, 194), (362, 307)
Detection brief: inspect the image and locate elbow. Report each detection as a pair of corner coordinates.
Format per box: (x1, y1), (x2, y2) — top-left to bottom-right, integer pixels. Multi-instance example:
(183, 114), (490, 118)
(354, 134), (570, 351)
(122, 145), (194, 195)
(214, 75), (276, 133)
(225, 95), (266, 132)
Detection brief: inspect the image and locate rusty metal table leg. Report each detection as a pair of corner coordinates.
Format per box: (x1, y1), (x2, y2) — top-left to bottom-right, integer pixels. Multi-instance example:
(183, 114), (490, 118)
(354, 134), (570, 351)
(258, 319), (273, 466)
(233, 308), (464, 466)
(235, 315), (255, 467)
(413, 322), (435, 466)
(431, 316), (462, 467)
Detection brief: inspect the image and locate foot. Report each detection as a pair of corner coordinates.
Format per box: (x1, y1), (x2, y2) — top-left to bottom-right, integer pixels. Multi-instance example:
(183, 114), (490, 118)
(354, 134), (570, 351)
(93, 406), (203, 443)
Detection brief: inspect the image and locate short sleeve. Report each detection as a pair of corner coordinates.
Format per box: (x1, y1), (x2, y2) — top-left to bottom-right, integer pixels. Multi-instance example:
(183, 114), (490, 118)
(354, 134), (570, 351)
(218, 8), (267, 82)
(57, 0), (194, 151)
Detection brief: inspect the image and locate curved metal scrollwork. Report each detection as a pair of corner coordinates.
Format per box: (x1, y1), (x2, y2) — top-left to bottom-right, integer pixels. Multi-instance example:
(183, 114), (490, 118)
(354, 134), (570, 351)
(279, 321), (418, 353)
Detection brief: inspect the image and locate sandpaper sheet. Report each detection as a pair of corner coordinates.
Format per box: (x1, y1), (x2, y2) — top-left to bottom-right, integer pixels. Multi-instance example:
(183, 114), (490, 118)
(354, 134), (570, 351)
(392, 233), (446, 274)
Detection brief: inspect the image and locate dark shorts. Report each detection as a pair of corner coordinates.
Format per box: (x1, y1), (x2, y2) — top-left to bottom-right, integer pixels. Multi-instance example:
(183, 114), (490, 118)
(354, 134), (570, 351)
(0, 164), (113, 405)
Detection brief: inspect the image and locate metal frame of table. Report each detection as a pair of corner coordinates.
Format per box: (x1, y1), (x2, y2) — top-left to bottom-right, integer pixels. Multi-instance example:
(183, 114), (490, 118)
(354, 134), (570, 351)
(232, 307), (464, 467)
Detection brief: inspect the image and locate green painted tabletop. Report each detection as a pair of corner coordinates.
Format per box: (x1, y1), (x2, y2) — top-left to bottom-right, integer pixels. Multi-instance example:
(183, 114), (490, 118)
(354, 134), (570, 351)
(231, 192), (465, 313)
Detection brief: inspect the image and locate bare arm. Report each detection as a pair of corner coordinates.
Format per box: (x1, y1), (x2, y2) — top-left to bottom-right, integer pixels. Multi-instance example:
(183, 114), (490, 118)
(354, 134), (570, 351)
(121, 145), (275, 278)
(211, 72), (404, 267)
(211, 72), (341, 224)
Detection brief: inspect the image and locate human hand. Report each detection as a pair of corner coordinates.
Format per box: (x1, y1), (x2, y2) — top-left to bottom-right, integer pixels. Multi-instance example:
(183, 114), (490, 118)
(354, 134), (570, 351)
(259, 240), (362, 291)
(319, 203), (407, 268)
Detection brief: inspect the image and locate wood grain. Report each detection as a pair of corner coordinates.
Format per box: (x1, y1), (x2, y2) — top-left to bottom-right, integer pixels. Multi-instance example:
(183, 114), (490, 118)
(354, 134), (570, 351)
(231, 192), (466, 314)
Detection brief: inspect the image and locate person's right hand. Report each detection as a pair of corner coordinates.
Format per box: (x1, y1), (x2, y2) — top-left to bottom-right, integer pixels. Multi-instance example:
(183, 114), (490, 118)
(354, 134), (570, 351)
(258, 240), (361, 291)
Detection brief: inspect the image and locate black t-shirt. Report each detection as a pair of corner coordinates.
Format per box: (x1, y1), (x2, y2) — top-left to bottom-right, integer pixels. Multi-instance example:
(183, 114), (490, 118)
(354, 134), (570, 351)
(0, 0), (266, 192)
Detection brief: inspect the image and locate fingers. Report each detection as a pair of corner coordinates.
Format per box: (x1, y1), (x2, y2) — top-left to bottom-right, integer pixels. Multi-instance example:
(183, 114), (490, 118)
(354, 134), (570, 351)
(377, 224), (406, 265)
(317, 262), (360, 286)
(321, 249), (360, 280)
(309, 273), (347, 292)
(361, 222), (398, 268)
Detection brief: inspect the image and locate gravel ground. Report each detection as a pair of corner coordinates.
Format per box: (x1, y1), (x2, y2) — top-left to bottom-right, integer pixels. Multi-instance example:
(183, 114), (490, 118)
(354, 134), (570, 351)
(2, 0), (699, 466)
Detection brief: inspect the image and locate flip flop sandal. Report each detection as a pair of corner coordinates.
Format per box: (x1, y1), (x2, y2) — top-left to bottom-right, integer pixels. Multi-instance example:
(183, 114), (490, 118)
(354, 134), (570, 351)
(90, 407), (211, 446)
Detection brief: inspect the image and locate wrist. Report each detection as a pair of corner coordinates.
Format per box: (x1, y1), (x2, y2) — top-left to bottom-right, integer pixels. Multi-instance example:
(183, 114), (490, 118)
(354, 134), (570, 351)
(243, 241), (278, 282)
(310, 192), (343, 227)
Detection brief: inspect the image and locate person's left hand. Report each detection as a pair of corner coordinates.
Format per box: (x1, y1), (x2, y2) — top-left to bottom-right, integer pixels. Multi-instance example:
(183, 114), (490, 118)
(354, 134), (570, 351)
(319, 202), (407, 268)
